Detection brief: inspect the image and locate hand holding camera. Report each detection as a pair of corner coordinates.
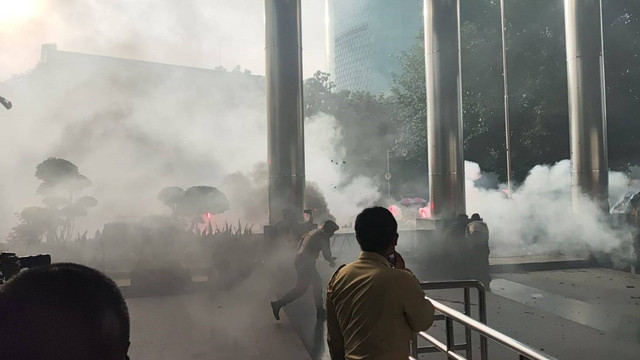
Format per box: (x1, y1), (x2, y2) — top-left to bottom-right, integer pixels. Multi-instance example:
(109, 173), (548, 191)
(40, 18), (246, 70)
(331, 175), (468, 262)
(389, 251), (406, 270)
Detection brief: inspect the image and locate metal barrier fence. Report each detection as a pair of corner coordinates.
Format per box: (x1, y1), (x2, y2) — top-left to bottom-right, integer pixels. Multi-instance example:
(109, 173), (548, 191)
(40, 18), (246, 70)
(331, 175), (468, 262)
(416, 280), (488, 359)
(410, 280), (557, 360)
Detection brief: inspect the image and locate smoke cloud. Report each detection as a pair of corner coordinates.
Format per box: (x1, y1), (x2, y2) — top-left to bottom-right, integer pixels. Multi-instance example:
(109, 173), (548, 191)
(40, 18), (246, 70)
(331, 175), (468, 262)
(465, 160), (634, 264)
(0, 0), (327, 81)
(0, 49), (379, 239)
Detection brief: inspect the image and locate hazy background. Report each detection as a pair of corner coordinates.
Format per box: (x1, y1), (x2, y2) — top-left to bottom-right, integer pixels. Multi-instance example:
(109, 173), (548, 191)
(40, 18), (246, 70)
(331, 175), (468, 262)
(0, 0), (327, 81)
(1, 0), (638, 264)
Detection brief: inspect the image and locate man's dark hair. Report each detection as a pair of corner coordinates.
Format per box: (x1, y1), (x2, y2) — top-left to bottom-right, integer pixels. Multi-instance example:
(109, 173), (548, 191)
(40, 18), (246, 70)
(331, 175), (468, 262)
(470, 213), (482, 221)
(0, 263), (130, 360)
(355, 206), (398, 253)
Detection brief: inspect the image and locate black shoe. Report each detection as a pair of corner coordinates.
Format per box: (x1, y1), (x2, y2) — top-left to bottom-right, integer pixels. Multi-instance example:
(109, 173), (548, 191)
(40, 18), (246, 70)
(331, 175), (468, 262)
(271, 301), (281, 321)
(316, 308), (327, 319)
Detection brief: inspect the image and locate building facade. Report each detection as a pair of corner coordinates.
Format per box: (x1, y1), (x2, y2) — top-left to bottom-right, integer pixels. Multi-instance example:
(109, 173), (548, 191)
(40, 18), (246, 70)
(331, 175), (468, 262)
(325, 0), (422, 94)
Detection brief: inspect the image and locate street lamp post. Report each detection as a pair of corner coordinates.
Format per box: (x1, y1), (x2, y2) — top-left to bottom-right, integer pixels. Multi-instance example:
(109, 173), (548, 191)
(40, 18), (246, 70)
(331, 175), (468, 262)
(386, 149), (407, 199)
(500, 0), (512, 198)
(386, 150), (392, 198)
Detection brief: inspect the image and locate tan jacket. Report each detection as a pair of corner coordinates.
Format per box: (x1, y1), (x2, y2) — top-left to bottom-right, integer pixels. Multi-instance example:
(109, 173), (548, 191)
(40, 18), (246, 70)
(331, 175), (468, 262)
(326, 252), (434, 360)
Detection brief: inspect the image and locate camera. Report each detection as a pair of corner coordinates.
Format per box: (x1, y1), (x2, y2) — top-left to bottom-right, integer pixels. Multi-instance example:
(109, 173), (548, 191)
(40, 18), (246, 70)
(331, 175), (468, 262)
(0, 252), (51, 282)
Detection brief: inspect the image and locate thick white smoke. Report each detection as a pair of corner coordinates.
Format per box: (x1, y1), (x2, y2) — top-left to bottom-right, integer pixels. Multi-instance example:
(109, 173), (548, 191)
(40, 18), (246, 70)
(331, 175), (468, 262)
(465, 160), (634, 264)
(305, 113), (381, 226)
(0, 52), (378, 238)
(0, 0), (327, 81)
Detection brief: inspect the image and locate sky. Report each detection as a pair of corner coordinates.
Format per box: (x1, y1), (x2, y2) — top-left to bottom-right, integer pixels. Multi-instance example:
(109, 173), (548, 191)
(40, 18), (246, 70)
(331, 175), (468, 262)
(0, 0), (327, 81)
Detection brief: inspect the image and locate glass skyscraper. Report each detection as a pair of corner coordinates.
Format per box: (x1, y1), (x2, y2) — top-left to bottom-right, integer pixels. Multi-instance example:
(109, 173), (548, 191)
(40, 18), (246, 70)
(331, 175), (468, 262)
(325, 0), (422, 94)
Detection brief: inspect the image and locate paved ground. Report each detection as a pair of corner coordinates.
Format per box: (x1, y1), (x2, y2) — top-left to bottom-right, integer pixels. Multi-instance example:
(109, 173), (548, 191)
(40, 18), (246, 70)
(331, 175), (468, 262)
(126, 264), (310, 360)
(283, 254), (640, 359)
(120, 238), (640, 360)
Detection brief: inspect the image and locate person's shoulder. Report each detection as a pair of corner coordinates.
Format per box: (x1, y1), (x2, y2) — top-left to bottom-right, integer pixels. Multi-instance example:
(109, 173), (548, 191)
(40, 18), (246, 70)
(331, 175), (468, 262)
(329, 264), (347, 282)
(327, 264), (349, 291)
(382, 267), (420, 288)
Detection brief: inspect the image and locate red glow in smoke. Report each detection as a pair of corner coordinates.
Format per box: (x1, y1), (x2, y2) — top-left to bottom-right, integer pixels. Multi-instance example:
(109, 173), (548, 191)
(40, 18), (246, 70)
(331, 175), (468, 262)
(388, 205), (401, 218)
(206, 212), (212, 219)
(419, 202), (432, 219)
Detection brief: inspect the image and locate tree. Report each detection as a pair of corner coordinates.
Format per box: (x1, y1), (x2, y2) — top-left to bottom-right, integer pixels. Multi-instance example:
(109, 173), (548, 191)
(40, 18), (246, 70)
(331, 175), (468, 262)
(390, 0), (640, 182)
(389, 31), (427, 169)
(157, 186), (229, 233)
(602, 2), (640, 170)
(157, 186), (185, 215)
(10, 158), (97, 243)
(35, 157), (91, 199)
(304, 71), (397, 185)
(8, 207), (55, 245)
(178, 186), (229, 218)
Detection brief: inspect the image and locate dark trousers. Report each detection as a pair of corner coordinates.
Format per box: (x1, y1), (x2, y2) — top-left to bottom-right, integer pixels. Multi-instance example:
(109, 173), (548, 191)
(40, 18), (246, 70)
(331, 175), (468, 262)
(279, 258), (323, 309)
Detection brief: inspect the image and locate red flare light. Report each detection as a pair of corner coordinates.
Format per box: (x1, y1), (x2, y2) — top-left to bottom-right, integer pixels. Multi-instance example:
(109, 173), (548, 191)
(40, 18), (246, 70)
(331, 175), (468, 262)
(388, 205), (401, 218)
(419, 202), (431, 219)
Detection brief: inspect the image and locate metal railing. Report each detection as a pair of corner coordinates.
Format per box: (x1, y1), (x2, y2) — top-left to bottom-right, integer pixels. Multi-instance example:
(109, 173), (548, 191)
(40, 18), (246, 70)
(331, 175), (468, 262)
(415, 280), (488, 359)
(410, 280), (556, 360)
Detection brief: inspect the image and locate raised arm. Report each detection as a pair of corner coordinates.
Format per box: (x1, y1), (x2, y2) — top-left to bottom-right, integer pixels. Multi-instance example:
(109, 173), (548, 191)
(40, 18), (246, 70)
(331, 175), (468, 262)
(321, 237), (336, 266)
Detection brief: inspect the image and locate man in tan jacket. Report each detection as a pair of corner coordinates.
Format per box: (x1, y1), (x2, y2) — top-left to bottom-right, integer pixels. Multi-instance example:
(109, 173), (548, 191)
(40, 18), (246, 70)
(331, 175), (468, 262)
(326, 206), (434, 360)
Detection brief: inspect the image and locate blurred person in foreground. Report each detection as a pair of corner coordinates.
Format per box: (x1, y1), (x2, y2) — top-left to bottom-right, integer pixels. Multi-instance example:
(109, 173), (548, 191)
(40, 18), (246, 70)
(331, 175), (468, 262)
(271, 220), (340, 320)
(0, 263), (130, 360)
(326, 206), (434, 360)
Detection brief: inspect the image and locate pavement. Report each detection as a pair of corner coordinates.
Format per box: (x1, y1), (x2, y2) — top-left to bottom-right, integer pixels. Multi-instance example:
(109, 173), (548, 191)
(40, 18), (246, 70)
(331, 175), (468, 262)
(283, 250), (640, 360)
(126, 262), (310, 360)
(120, 239), (640, 360)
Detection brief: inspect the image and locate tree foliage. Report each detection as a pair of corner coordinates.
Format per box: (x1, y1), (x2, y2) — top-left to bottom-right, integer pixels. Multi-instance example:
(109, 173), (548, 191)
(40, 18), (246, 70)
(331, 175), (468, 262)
(10, 158), (97, 244)
(304, 71), (397, 185)
(158, 186), (229, 233)
(35, 157), (91, 197)
(390, 0), (640, 182)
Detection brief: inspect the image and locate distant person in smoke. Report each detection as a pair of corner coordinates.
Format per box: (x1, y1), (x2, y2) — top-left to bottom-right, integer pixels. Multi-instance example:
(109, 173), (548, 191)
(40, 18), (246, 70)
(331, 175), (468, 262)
(275, 209), (299, 242)
(0, 263), (130, 360)
(451, 213), (470, 239)
(466, 213), (491, 289)
(445, 213), (470, 279)
(325, 206), (434, 360)
(271, 220), (340, 320)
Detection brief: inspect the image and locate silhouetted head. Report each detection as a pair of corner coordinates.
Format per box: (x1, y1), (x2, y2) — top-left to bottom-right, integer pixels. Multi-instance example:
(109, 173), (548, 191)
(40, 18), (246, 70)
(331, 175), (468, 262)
(456, 214), (469, 222)
(0, 263), (130, 360)
(322, 220), (340, 235)
(355, 206), (398, 255)
(470, 213), (482, 221)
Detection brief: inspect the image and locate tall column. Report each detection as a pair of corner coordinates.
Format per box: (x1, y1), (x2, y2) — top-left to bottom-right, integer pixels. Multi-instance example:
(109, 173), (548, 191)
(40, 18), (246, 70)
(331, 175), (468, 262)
(564, 0), (609, 211)
(424, 0), (465, 219)
(265, 0), (306, 224)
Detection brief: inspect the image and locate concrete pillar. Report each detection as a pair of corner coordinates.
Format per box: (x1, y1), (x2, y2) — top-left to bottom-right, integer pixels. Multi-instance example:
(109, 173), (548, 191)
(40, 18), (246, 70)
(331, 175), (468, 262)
(564, 0), (609, 211)
(265, 0), (306, 224)
(423, 0), (465, 219)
